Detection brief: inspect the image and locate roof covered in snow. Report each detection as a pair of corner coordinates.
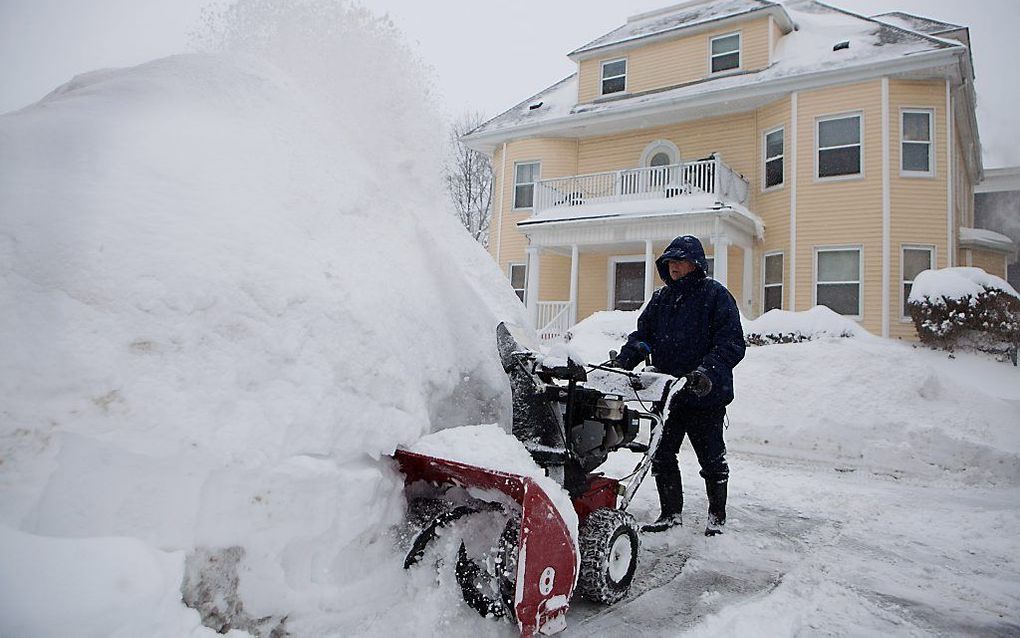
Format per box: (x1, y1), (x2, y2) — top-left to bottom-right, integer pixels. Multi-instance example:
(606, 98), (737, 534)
(466, 0), (965, 150)
(870, 11), (963, 36)
(958, 226), (1016, 253)
(569, 0), (790, 58)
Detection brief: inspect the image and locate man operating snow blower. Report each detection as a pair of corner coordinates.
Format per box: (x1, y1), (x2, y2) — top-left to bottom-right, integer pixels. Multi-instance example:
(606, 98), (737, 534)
(611, 235), (745, 536)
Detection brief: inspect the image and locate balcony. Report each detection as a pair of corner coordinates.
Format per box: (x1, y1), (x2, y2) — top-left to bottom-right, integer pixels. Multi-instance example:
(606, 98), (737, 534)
(532, 155), (749, 216)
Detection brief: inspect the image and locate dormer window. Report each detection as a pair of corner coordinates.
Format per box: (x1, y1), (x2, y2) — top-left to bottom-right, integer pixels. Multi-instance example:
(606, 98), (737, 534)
(601, 59), (627, 95)
(710, 33), (741, 73)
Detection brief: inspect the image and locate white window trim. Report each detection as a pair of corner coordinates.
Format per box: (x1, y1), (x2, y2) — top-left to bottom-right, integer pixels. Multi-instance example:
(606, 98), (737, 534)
(762, 125), (785, 191)
(762, 251), (784, 312)
(512, 160), (540, 210)
(900, 108), (935, 178)
(607, 255), (646, 310)
(640, 139), (681, 167)
(815, 112), (865, 183)
(705, 256), (715, 279)
(900, 244), (935, 321)
(813, 245), (864, 320)
(709, 32), (742, 75)
(600, 58), (628, 96)
(508, 262), (527, 304)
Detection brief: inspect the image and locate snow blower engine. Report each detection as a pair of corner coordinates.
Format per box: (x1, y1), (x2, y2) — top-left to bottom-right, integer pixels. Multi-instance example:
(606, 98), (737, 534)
(393, 323), (681, 636)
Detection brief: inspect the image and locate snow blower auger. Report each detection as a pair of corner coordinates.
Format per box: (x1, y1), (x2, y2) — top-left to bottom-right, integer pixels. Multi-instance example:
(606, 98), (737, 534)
(394, 323), (683, 637)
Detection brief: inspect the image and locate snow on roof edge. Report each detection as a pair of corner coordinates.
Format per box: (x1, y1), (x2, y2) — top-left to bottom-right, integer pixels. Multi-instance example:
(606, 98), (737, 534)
(568, 2), (786, 58)
(465, 46), (961, 149)
(809, 0), (963, 52)
(870, 11), (964, 36)
(463, 73), (577, 143)
(959, 226), (1016, 252)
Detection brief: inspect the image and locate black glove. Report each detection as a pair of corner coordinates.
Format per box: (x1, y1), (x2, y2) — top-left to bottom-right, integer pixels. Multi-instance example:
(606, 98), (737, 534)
(684, 367), (713, 398)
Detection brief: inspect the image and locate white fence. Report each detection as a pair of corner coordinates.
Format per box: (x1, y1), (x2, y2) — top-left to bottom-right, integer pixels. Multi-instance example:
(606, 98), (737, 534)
(536, 301), (572, 341)
(533, 156), (749, 215)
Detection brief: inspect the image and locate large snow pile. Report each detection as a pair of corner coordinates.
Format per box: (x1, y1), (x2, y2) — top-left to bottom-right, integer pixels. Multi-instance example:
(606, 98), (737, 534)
(742, 305), (870, 343)
(567, 304), (868, 351)
(0, 1), (528, 635)
(566, 309), (1020, 486)
(909, 266), (1020, 303)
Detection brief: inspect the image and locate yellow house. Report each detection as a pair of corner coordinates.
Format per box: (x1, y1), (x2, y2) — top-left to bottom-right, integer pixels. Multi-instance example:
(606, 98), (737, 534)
(463, 0), (1014, 340)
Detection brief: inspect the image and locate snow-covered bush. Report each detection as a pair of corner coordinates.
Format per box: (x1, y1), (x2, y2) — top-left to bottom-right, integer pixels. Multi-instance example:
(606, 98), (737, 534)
(742, 306), (865, 346)
(566, 305), (866, 356)
(907, 267), (1020, 363)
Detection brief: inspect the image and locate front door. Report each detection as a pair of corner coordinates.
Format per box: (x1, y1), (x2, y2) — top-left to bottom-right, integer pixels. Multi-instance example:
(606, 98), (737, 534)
(614, 261), (645, 311)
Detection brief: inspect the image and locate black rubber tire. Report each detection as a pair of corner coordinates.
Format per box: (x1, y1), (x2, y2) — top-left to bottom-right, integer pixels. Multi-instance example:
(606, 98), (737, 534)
(404, 503), (518, 620)
(576, 508), (640, 604)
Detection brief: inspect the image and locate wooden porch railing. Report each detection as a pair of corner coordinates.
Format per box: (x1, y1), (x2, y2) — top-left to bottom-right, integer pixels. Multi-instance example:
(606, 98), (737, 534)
(533, 155), (749, 215)
(536, 301), (572, 341)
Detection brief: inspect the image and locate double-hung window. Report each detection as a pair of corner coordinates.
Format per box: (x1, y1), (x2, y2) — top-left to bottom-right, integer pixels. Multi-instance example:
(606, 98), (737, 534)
(710, 33), (740, 73)
(902, 246), (933, 318)
(513, 161), (540, 209)
(763, 252), (784, 312)
(817, 114), (862, 178)
(764, 127), (784, 189)
(816, 248), (862, 316)
(509, 263), (527, 303)
(601, 59), (627, 96)
(902, 110), (933, 175)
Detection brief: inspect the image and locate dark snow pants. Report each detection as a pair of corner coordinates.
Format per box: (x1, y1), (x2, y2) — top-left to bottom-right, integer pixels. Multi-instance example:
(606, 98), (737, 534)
(651, 403), (728, 510)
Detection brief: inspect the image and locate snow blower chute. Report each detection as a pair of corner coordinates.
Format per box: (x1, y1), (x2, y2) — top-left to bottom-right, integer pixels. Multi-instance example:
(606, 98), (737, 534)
(394, 323), (681, 636)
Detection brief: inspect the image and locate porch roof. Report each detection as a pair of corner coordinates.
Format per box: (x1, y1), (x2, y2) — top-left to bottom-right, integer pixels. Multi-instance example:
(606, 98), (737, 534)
(959, 227), (1015, 255)
(518, 204), (762, 251)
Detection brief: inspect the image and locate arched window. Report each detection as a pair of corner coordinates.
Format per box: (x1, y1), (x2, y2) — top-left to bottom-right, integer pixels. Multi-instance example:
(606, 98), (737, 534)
(640, 140), (680, 167)
(641, 140), (680, 190)
(649, 151), (672, 167)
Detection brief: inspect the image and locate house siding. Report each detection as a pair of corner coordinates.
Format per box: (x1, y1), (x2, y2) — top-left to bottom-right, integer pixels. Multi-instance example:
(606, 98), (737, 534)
(489, 138), (578, 273)
(578, 252), (609, 321)
(576, 111), (757, 187)
(538, 253), (571, 302)
(754, 96), (792, 314)
(485, 77), (976, 343)
(969, 249), (1008, 278)
(888, 79), (950, 340)
(577, 17), (771, 104)
(770, 16), (784, 62)
(794, 80), (883, 334)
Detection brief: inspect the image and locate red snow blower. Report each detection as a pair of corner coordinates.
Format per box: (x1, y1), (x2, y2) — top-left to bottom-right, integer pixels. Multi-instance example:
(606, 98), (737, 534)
(393, 323), (681, 636)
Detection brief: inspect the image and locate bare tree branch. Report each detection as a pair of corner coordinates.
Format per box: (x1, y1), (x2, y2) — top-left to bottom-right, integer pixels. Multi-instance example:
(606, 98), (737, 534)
(444, 112), (492, 247)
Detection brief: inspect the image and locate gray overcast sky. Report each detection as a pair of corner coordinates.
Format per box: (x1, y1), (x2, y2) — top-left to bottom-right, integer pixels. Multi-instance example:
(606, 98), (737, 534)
(1, 0), (1017, 166)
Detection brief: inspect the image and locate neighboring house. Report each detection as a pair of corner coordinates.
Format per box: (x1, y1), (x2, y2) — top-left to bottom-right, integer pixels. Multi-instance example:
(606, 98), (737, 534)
(464, 0), (1012, 341)
(973, 166), (1020, 291)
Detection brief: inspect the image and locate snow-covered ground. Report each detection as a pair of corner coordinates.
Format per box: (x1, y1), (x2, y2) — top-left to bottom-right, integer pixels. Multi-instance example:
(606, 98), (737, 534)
(2, 1), (1018, 636)
(561, 310), (1020, 637)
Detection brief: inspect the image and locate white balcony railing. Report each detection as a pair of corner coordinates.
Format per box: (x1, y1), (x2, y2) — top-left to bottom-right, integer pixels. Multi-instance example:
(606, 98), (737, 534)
(533, 155), (749, 215)
(536, 301), (572, 341)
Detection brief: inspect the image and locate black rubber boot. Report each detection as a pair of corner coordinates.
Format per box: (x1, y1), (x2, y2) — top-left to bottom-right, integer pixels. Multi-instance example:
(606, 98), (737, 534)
(642, 474), (683, 533)
(704, 478), (727, 536)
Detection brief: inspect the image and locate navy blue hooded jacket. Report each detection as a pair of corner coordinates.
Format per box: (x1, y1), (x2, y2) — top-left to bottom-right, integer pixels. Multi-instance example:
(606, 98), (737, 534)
(617, 235), (746, 409)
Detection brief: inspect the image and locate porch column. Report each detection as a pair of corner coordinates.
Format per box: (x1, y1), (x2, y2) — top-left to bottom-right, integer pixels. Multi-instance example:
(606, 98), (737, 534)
(569, 244), (579, 326)
(526, 246), (541, 327)
(742, 246), (753, 315)
(644, 240), (655, 302)
(712, 238), (729, 288)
